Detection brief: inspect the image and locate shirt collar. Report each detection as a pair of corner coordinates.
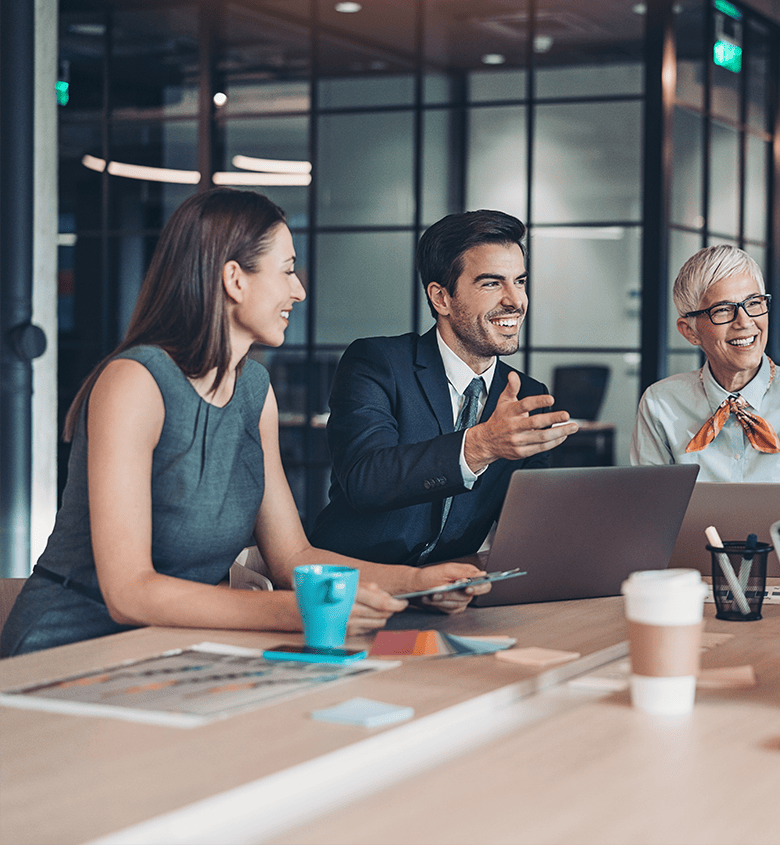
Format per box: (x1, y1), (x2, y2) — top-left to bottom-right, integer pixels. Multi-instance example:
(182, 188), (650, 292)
(702, 354), (771, 410)
(436, 328), (496, 395)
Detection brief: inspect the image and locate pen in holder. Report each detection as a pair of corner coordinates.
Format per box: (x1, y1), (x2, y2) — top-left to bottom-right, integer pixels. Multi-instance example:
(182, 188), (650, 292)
(705, 526), (771, 621)
(737, 533), (758, 594)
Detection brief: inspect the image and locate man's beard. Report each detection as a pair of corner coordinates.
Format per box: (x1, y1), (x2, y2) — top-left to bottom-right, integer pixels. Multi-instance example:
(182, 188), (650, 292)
(449, 304), (524, 359)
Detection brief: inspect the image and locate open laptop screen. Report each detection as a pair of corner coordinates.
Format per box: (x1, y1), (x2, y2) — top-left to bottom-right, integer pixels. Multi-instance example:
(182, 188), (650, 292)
(668, 482), (779, 577)
(472, 464), (699, 607)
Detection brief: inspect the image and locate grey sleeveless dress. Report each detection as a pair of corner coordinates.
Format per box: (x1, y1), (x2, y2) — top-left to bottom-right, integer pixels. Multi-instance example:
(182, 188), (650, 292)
(1, 346), (269, 657)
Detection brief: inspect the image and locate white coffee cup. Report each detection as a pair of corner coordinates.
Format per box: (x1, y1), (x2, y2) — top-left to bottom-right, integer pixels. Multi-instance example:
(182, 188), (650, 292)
(621, 569), (707, 715)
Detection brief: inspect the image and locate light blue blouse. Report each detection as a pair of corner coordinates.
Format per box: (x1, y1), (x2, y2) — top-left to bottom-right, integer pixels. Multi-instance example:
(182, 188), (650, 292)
(630, 355), (780, 482)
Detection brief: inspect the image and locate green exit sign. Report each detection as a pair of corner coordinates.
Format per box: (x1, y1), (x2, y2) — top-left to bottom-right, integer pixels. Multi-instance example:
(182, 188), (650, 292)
(714, 0), (742, 19)
(713, 39), (742, 72)
(713, 0), (742, 73)
(56, 80), (69, 106)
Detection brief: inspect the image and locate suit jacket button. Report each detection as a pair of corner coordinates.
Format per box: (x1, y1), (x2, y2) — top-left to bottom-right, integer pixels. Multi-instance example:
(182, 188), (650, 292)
(423, 480), (431, 490)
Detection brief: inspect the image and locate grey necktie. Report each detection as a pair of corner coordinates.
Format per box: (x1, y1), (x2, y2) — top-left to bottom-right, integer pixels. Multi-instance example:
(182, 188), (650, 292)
(418, 377), (484, 563)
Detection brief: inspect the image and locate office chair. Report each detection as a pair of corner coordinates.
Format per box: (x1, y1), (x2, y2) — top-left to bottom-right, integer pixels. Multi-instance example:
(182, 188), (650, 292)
(549, 365), (613, 467)
(551, 364), (610, 421)
(230, 547), (274, 591)
(0, 579), (26, 642)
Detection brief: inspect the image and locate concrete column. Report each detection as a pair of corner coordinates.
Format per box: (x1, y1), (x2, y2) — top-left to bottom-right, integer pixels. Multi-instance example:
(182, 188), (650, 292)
(31, 0), (59, 569)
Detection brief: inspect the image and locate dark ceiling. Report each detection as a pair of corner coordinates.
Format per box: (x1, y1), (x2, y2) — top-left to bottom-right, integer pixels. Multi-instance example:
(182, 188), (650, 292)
(58, 0), (778, 96)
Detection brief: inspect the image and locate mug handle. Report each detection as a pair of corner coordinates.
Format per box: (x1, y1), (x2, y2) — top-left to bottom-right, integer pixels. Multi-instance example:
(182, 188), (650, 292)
(323, 577), (348, 604)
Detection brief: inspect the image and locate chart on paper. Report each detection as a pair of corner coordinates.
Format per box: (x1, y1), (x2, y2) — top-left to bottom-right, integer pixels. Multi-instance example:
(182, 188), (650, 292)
(0, 642), (399, 727)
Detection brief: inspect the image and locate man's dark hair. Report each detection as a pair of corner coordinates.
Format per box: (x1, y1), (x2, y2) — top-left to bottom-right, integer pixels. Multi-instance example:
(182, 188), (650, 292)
(416, 210), (526, 319)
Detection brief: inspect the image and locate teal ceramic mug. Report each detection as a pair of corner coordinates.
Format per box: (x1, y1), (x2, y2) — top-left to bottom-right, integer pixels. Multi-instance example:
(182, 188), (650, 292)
(293, 565), (359, 649)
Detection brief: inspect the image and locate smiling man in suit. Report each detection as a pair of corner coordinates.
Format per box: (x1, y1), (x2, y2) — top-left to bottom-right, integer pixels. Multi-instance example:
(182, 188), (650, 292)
(311, 210), (578, 576)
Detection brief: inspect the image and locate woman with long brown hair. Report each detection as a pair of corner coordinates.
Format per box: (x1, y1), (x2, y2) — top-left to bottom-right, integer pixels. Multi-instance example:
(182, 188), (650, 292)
(2, 188), (487, 657)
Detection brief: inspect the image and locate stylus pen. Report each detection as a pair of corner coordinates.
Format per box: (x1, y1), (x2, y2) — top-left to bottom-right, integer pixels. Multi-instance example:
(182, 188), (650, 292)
(705, 525), (751, 615)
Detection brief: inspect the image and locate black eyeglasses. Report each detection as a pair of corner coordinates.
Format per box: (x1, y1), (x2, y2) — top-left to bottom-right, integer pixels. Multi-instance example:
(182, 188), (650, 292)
(685, 294), (772, 325)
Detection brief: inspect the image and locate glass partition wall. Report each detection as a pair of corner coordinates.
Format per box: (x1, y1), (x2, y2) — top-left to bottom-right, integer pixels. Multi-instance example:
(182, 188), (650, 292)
(57, 0), (779, 527)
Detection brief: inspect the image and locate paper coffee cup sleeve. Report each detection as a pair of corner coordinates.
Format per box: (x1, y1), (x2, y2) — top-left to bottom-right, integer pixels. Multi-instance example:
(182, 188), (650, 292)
(627, 620), (703, 677)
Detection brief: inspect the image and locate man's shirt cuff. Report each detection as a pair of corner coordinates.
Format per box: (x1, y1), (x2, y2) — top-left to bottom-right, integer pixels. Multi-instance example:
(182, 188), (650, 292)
(459, 430), (486, 488)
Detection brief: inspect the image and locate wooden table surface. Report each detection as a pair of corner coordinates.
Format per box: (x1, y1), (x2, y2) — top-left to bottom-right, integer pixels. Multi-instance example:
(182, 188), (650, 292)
(272, 604), (780, 845)
(1, 596), (631, 845)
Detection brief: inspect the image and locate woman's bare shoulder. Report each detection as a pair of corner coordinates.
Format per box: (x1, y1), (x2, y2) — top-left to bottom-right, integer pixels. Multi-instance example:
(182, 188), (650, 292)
(96, 357), (162, 395)
(89, 358), (165, 437)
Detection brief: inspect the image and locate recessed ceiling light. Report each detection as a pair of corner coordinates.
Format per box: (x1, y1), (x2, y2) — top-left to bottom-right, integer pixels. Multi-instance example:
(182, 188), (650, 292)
(633, 3), (682, 13)
(335, 2), (362, 12)
(68, 23), (106, 36)
(481, 53), (506, 65)
(533, 35), (553, 53)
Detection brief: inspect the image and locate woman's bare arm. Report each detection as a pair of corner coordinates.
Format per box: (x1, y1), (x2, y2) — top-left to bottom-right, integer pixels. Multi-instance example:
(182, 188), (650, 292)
(87, 359), (301, 632)
(255, 388), (490, 617)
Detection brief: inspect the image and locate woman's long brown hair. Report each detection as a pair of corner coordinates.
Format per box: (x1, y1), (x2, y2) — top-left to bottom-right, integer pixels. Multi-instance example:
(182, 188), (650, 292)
(63, 188), (286, 441)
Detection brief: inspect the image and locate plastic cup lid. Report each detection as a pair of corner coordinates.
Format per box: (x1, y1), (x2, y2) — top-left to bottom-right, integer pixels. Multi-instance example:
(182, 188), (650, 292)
(621, 568), (704, 595)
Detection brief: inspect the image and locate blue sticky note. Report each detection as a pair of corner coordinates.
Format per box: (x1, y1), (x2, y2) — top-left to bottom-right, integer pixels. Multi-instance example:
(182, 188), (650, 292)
(311, 697), (414, 728)
(444, 633), (516, 654)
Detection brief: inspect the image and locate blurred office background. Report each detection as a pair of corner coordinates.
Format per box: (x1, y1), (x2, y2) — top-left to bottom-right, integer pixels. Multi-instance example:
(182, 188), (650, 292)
(1, 0), (778, 574)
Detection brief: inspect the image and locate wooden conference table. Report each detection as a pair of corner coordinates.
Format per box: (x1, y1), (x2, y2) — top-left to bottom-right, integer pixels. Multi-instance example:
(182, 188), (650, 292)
(1, 594), (778, 845)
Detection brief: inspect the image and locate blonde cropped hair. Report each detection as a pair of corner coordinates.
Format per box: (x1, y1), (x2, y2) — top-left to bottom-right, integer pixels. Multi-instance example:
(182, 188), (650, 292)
(673, 244), (765, 318)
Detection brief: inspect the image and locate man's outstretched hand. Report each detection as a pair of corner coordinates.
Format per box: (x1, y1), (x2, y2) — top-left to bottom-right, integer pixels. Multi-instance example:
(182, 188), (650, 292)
(464, 371), (578, 472)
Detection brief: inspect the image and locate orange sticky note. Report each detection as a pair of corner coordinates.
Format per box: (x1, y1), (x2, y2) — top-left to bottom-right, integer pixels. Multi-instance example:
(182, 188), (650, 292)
(700, 632), (735, 650)
(369, 630), (420, 656)
(697, 665), (756, 689)
(413, 631), (441, 655)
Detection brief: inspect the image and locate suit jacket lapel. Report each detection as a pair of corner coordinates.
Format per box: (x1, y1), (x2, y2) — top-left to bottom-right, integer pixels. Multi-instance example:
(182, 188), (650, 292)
(415, 328), (454, 434)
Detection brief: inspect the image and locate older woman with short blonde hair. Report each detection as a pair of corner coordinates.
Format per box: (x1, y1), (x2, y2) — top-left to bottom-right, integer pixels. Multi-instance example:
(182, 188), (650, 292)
(630, 244), (777, 481)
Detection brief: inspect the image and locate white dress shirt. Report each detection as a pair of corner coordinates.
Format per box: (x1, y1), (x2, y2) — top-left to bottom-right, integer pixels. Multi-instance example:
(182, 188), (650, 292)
(436, 330), (496, 487)
(630, 355), (780, 482)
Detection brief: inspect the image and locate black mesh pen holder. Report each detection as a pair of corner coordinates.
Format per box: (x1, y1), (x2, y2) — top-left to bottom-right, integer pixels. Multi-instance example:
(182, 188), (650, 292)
(707, 541), (772, 621)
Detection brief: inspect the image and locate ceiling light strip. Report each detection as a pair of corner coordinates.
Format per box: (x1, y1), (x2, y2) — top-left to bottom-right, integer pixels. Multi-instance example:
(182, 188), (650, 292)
(232, 154), (312, 174)
(214, 172), (312, 186)
(82, 155), (311, 186)
(108, 161), (201, 184)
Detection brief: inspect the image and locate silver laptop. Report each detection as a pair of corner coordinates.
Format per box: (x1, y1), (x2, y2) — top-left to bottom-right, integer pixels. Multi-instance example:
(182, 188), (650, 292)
(472, 464), (699, 607)
(668, 482), (779, 577)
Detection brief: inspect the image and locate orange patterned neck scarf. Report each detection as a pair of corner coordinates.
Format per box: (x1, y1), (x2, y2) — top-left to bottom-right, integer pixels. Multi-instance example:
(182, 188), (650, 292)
(686, 359), (779, 454)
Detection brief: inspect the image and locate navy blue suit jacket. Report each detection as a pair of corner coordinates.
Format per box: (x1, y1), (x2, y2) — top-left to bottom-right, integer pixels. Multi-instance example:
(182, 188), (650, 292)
(311, 327), (550, 565)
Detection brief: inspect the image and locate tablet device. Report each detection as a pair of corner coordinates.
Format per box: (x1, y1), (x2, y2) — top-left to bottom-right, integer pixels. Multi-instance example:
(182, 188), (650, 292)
(392, 567), (526, 600)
